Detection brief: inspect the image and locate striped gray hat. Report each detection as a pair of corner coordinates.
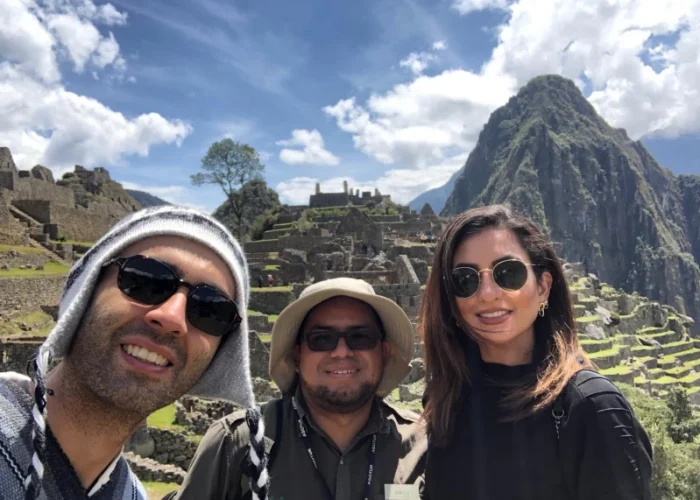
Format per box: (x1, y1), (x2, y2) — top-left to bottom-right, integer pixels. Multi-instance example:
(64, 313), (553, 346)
(39, 205), (254, 407)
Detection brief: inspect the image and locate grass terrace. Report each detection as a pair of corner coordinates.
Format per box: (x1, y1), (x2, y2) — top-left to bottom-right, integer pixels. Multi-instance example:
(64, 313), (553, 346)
(0, 260), (71, 278)
(0, 244), (46, 254)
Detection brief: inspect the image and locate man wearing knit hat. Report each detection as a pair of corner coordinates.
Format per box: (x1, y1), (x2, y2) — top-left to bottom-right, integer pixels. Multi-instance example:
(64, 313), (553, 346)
(0, 206), (269, 500)
(174, 277), (427, 500)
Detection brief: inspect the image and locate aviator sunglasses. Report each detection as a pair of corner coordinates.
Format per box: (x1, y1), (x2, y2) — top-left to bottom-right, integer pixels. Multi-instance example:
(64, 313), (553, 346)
(450, 258), (539, 298)
(104, 255), (242, 337)
(301, 328), (384, 352)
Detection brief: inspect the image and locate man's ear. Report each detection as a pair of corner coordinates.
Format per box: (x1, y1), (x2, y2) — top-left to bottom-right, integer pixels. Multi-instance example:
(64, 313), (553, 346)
(382, 341), (393, 364)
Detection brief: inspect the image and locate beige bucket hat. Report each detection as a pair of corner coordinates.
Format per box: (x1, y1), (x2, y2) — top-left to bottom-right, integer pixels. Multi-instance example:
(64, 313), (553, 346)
(269, 277), (415, 398)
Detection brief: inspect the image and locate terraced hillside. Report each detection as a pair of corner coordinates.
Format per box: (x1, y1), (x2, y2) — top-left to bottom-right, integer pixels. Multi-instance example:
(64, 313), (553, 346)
(569, 269), (699, 403)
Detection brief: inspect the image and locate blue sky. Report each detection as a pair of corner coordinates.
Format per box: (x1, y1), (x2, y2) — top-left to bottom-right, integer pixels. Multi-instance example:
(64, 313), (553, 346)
(2, 0), (699, 212)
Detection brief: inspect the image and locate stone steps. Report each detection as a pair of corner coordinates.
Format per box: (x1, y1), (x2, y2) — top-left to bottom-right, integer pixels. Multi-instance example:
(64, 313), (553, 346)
(637, 330), (680, 345)
(8, 205), (42, 228)
(579, 338), (613, 354)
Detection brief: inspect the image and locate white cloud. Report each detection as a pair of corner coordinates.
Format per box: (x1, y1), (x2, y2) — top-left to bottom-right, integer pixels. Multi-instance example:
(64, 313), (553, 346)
(0, 0), (61, 82)
(120, 181), (208, 213)
(324, 70), (513, 169)
(276, 129), (340, 166)
(95, 3), (128, 26)
(0, 1), (188, 175)
(399, 52), (437, 75)
(452, 0), (511, 15)
(399, 40), (449, 75)
(324, 0), (700, 202)
(275, 153), (467, 206)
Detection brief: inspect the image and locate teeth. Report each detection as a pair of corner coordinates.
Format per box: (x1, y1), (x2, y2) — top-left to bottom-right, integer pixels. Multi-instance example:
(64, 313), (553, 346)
(331, 370), (356, 375)
(122, 344), (169, 367)
(479, 311), (509, 318)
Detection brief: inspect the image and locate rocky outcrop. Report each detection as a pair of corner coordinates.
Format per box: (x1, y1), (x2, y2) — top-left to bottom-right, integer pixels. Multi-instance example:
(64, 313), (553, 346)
(0, 148), (17, 171)
(57, 165), (141, 212)
(442, 74), (700, 332)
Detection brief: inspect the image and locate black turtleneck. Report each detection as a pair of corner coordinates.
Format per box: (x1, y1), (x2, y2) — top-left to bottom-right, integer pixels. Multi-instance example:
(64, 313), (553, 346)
(424, 360), (653, 500)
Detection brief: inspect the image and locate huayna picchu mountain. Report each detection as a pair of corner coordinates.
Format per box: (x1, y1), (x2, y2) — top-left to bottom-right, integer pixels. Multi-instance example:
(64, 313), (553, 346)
(441, 74), (700, 332)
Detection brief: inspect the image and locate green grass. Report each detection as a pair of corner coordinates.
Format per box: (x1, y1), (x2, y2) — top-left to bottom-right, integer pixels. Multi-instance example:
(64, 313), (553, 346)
(587, 347), (619, 359)
(247, 310), (264, 316)
(0, 244), (46, 255)
(579, 338), (613, 345)
(0, 260), (70, 278)
(263, 264), (280, 271)
(575, 315), (600, 323)
(268, 314), (279, 322)
(142, 482), (179, 498)
(51, 239), (94, 247)
(0, 309), (55, 337)
(258, 333), (271, 342)
(600, 365), (634, 375)
(250, 286), (293, 292)
(147, 404), (183, 431)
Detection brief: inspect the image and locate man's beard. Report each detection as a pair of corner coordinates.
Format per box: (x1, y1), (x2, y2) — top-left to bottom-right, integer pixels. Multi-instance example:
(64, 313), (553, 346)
(64, 305), (212, 417)
(300, 376), (380, 414)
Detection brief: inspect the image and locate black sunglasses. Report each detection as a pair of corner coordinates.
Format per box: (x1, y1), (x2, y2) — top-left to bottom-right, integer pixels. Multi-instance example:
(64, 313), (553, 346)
(450, 258), (539, 298)
(104, 255), (241, 337)
(303, 328), (383, 352)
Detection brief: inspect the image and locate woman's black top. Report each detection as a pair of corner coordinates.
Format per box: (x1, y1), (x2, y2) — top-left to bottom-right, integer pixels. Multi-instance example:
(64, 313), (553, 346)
(425, 361), (653, 500)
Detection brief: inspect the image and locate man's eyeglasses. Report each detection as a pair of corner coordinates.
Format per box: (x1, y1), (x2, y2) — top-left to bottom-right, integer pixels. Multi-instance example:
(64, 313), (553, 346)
(104, 254), (241, 337)
(302, 328), (383, 352)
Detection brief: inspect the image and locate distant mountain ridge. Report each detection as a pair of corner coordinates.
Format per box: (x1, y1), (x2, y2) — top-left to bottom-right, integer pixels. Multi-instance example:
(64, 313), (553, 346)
(442, 74), (700, 330)
(408, 170), (458, 212)
(125, 189), (171, 208)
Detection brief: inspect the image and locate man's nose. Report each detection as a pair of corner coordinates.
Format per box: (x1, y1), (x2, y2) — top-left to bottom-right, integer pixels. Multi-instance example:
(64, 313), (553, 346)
(329, 337), (354, 358)
(143, 286), (189, 337)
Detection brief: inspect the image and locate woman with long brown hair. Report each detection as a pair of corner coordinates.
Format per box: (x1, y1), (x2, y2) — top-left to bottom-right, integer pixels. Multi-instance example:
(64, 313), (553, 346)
(420, 205), (652, 499)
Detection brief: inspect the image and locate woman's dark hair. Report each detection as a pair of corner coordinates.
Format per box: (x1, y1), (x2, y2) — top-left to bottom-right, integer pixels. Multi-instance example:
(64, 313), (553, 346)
(418, 204), (593, 446)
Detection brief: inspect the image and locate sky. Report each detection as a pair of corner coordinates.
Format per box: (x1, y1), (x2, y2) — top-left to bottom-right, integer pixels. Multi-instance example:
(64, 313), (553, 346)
(2, 0), (700, 213)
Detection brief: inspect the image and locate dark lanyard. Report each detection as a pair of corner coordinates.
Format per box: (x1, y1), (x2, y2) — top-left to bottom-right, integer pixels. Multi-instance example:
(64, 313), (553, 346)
(291, 396), (377, 500)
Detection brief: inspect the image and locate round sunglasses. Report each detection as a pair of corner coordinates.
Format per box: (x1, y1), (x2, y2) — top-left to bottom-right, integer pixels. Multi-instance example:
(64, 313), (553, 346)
(104, 255), (241, 337)
(450, 258), (539, 298)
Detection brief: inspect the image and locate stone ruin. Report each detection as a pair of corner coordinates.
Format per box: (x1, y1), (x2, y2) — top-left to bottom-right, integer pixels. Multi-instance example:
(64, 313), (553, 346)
(1, 156), (699, 487)
(0, 147), (142, 256)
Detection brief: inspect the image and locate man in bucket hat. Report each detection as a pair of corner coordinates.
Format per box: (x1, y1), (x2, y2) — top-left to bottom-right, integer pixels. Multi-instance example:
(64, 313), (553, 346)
(0, 206), (269, 500)
(174, 277), (428, 500)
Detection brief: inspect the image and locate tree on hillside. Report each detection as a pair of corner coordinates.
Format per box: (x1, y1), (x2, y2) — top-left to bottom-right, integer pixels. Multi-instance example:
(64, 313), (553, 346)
(191, 139), (264, 238)
(213, 179), (281, 241)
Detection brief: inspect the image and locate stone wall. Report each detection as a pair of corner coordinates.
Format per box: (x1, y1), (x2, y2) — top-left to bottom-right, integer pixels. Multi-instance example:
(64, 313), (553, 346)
(380, 220), (434, 234)
(389, 245), (434, 261)
(148, 428), (198, 470)
(0, 276), (65, 315)
(395, 255), (420, 284)
(248, 330), (270, 380)
(0, 250), (51, 269)
(279, 234), (335, 253)
(249, 290), (295, 315)
(244, 239), (280, 254)
(12, 200), (51, 223)
(5, 177), (75, 206)
(309, 193), (349, 207)
(48, 203), (121, 242)
(370, 215), (401, 222)
(123, 452), (185, 485)
(0, 191), (25, 244)
(0, 339), (42, 372)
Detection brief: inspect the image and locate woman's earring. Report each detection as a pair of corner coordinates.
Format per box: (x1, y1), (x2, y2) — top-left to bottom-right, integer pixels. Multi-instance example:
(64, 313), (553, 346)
(538, 301), (549, 317)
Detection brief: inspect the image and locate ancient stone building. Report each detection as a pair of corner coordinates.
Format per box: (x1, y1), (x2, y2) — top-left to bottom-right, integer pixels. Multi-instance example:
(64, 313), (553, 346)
(0, 147), (141, 246)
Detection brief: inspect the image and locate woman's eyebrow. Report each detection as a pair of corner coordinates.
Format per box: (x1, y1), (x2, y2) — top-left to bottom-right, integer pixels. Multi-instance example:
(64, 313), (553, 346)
(453, 254), (519, 269)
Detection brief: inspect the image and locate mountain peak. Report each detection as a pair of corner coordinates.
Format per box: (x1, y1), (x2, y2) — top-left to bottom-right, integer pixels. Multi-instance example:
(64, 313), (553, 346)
(440, 74), (700, 332)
